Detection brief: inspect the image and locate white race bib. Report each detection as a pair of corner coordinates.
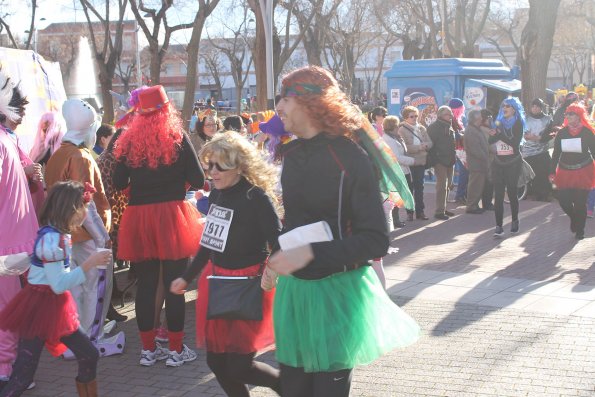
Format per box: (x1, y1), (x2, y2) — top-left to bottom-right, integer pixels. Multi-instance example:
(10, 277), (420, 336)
(200, 204), (234, 252)
(496, 141), (514, 156)
(561, 138), (582, 153)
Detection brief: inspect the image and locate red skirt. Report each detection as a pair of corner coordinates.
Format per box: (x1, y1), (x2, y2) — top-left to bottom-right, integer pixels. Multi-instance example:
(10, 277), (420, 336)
(196, 262), (275, 354)
(0, 284), (79, 357)
(118, 200), (203, 262)
(555, 161), (595, 190)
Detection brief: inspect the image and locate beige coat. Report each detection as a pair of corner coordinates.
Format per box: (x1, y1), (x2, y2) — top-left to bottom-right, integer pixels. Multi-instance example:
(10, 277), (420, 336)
(397, 122), (433, 165)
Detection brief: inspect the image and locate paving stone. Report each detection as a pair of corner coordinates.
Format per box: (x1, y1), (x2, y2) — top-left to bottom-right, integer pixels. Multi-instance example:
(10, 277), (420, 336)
(27, 194), (595, 396)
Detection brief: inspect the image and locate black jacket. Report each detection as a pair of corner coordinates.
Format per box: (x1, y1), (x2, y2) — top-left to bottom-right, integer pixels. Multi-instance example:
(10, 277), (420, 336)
(113, 134), (205, 205)
(280, 133), (389, 280)
(488, 117), (523, 158)
(427, 119), (456, 166)
(183, 177), (282, 282)
(551, 126), (595, 173)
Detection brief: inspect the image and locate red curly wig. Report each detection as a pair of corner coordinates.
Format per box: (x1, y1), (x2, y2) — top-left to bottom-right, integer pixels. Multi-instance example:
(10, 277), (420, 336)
(563, 103), (595, 135)
(280, 66), (364, 137)
(114, 102), (183, 169)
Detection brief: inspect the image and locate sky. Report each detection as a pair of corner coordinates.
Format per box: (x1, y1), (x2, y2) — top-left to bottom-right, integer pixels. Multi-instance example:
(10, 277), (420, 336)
(7, 0), (204, 44)
(6, 0), (531, 45)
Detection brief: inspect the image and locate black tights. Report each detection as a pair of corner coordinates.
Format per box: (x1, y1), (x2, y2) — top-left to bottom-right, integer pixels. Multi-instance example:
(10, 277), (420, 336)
(493, 160), (522, 227)
(280, 363), (353, 397)
(134, 259), (188, 332)
(206, 351), (281, 397)
(0, 329), (98, 397)
(557, 189), (588, 234)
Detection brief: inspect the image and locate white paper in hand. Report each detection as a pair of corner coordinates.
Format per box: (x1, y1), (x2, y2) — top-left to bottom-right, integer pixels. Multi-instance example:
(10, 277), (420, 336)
(278, 221), (333, 251)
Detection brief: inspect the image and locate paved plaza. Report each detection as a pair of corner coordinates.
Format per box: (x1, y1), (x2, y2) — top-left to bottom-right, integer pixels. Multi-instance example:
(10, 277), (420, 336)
(29, 189), (595, 396)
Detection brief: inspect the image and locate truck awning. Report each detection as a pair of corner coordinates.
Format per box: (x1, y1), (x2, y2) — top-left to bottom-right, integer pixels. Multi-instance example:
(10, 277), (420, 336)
(468, 78), (521, 93)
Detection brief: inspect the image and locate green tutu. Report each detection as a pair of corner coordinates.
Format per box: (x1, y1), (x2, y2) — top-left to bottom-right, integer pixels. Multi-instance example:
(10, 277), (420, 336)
(273, 266), (420, 373)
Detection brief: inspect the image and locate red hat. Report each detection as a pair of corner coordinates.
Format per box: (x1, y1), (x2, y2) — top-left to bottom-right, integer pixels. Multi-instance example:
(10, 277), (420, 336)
(139, 85), (169, 114)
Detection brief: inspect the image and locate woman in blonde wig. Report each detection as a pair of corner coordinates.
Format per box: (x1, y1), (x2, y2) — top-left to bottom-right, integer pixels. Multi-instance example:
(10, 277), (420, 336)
(171, 131), (282, 396)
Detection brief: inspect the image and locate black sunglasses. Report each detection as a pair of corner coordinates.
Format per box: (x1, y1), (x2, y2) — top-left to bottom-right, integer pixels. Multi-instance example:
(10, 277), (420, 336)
(206, 161), (233, 172)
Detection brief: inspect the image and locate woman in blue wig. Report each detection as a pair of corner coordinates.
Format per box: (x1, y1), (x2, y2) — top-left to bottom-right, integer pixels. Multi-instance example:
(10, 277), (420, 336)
(488, 97), (526, 237)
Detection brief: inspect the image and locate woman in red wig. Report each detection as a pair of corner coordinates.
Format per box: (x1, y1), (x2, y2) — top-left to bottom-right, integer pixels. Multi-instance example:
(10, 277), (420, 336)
(550, 103), (595, 240)
(113, 85), (205, 367)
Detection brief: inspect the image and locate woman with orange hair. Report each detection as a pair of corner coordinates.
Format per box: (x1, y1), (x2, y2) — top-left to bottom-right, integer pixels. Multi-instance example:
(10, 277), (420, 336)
(550, 103), (595, 240)
(113, 85), (205, 367)
(269, 66), (419, 396)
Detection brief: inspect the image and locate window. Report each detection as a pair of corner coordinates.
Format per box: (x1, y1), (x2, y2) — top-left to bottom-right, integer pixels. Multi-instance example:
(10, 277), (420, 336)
(123, 35), (133, 52)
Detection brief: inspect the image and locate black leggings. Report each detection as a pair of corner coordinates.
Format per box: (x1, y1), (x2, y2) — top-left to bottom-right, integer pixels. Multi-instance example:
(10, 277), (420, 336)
(410, 165), (426, 215)
(492, 159), (522, 227)
(392, 173), (415, 220)
(206, 351), (280, 397)
(0, 329), (98, 397)
(525, 151), (552, 199)
(557, 189), (588, 234)
(134, 259), (188, 332)
(280, 364), (353, 397)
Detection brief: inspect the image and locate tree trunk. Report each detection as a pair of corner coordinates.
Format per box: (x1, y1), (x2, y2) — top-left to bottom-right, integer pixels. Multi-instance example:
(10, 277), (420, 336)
(303, 37), (323, 66)
(519, 0), (561, 107)
(235, 85), (243, 114)
(149, 44), (161, 85)
(182, 24), (206, 130)
(98, 72), (114, 123)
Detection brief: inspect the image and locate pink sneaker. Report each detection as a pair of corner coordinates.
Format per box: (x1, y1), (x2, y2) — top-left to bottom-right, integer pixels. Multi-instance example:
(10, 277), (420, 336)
(155, 327), (168, 343)
(587, 210), (593, 218)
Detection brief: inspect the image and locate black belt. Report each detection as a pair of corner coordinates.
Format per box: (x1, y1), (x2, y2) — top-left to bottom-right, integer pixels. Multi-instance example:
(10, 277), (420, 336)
(559, 158), (593, 170)
(342, 263), (370, 273)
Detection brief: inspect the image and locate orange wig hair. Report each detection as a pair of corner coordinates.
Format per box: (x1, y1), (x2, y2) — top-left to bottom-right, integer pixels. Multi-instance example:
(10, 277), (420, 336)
(280, 66), (364, 137)
(114, 102), (183, 169)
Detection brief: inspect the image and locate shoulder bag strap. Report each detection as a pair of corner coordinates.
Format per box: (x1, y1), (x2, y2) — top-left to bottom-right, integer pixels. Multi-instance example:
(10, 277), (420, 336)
(404, 124), (423, 142)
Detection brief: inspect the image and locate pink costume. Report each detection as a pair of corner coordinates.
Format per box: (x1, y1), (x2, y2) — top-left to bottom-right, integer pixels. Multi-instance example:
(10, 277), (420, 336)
(0, 125), (39, 379)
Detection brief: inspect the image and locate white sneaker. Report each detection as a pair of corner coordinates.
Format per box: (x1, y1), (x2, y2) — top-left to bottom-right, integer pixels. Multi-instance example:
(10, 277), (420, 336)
(139, 342), (169, 366)
(165, 344), (197, 367)
(27, 382), (36, 390)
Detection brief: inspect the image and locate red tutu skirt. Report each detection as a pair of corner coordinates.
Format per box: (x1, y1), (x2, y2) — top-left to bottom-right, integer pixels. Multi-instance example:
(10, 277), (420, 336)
(555, 161), (595, 190)
(118, 200), (203, 261)
(196, 262), (275, 354)
(0, 284), (79, 357)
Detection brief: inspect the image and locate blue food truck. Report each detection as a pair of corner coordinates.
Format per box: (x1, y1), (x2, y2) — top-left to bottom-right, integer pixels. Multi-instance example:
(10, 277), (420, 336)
(385, 58), (521, 124)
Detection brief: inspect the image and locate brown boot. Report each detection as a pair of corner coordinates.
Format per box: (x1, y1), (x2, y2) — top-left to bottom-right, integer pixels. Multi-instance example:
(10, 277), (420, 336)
(76, 379), (98, 397)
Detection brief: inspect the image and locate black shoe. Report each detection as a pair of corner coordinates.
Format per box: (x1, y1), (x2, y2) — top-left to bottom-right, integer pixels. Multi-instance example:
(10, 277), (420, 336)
(466, 208), (484, 214)
(416, 213), (429, 220)
(511, 220), (519, 234)
(445, 210), (455, 216)
(434, 213), (449, 220)
(107, 304), (128, 322)
(575, 231), (585, 240)
(116, 260), (129, 269)
(494, 226), (504, 237)
(394, 221), (406, 228)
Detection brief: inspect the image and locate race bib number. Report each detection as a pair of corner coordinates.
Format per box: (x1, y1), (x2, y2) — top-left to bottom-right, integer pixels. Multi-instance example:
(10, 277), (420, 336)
(200, 204), (234, 252)
(561, 138), (582, 153)
(496, 141), (514, 156)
